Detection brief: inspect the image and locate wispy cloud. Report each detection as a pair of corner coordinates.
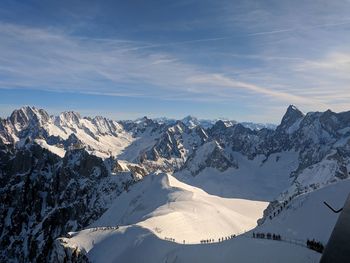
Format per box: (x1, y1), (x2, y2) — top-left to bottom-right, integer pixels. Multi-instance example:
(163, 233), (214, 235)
(0, 22), (304, 104)
(187, 73), (325, 107)
(1, 8), (350, 122)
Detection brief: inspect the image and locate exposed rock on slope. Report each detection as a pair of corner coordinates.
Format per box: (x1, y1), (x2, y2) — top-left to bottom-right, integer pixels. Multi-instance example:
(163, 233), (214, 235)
(0, 144), (137, 262)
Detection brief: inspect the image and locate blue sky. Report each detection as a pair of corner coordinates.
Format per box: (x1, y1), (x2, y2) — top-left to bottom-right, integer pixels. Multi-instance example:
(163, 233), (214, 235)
(0, 0), (350, 122)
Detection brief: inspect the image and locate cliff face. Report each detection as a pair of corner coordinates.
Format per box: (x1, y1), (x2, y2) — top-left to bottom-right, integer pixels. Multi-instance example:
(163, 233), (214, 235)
(0, 143), (136, 262)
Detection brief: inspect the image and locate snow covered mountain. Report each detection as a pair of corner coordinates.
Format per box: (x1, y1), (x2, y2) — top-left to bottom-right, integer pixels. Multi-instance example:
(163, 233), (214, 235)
(1, 105), (350, 262)
(240, 122), (277, 131)
(0, 106), (132, 159)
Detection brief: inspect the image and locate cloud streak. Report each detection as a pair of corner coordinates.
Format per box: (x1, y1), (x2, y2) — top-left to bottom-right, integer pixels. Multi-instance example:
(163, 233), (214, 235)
(1, 11), (350, 122)
(0, 22), (305, 104)
(187, 73), (325, 107)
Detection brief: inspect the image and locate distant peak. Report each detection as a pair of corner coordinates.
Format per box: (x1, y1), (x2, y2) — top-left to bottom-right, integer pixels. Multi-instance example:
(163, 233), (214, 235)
(18, 105), (37, 115)
(60, 111), (81, 117)
(182, 115), (198, 121)
(289, 104), (297, 110)
(286, 105), (303, 116)
(20, 105), (34, 111)
(93, 115), (116, 125)
(211, 120), (227, 130)
(181, 115), (200, 128)
(277, 105), (304, 132)
(135, 116), (150, 123)
(58, 111), (81, 124)
(10, 106), (50, 126)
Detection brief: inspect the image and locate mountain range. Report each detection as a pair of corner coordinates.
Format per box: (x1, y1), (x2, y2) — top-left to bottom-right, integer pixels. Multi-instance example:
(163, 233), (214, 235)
(1, 105), (349, 262)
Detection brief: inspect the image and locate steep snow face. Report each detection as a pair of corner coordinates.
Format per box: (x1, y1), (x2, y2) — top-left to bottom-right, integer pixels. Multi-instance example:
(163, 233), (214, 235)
(177, 151), (299, 200)
(89, 173), (268, 243)
(257, 179), (350, 244)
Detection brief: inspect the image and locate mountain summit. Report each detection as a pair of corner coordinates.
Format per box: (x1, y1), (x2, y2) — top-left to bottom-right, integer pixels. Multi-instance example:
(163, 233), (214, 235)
(277, 105), (304, 133)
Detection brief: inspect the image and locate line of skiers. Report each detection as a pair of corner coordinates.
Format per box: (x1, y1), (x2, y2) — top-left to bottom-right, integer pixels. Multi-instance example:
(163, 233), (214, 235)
(164, 237), (175, 242)
(269, 197), (292, 220)
(253, 232), (281, 240)
(218, 234), (236, 242)
(200, 239), (214, 244)
(306, 239), (324, 253)
(253, 232), (324, 254)
(200, 234), (237, 244)
(90, 226), (119, 232)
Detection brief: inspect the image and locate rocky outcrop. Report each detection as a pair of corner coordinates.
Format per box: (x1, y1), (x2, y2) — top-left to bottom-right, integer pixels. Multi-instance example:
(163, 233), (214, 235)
(0, 144), (137, 262)
(50, 238), (90, 263)
(183, 140), (237, 176)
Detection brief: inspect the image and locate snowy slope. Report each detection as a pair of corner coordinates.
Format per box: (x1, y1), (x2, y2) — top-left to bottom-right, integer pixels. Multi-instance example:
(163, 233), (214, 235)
(55, 174), (348, 263)
(89, 173), (268, 243)
(56, 227), (320, 263)
(2, 105), (350, 262)
(256, 179), (350, 243)
(54, 173), (322, 263)
(176, 151), (299, 201)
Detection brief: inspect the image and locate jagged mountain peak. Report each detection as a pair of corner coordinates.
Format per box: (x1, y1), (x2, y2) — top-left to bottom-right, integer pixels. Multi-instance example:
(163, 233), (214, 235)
(133, 116), (159, 130)
(285, 105), (303, 118)
(181, 115), (200, 128)
(277, 105), (304, 132)
(135, 116), (152, 124)
(182, 115), (197, 121)
(183, 139), (236, 175)
(170, 120), (189, 132)
(9, 106), (50, 129)
(209, 120), (228, 135)
(57, 111), (81, 125)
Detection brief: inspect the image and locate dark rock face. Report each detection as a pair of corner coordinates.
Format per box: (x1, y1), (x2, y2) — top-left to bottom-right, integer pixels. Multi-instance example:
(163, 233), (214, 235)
(120, 116), (162, 135)
(276, 105), (304, 133)
(51, 239), (90, 263)
(0, 144), (136, 262)
(183, 141), (238, 176)
(140, 121), (208, 171)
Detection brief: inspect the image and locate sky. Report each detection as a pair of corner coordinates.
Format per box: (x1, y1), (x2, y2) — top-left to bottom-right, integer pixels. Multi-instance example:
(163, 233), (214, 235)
(0, 0), (350, 123)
